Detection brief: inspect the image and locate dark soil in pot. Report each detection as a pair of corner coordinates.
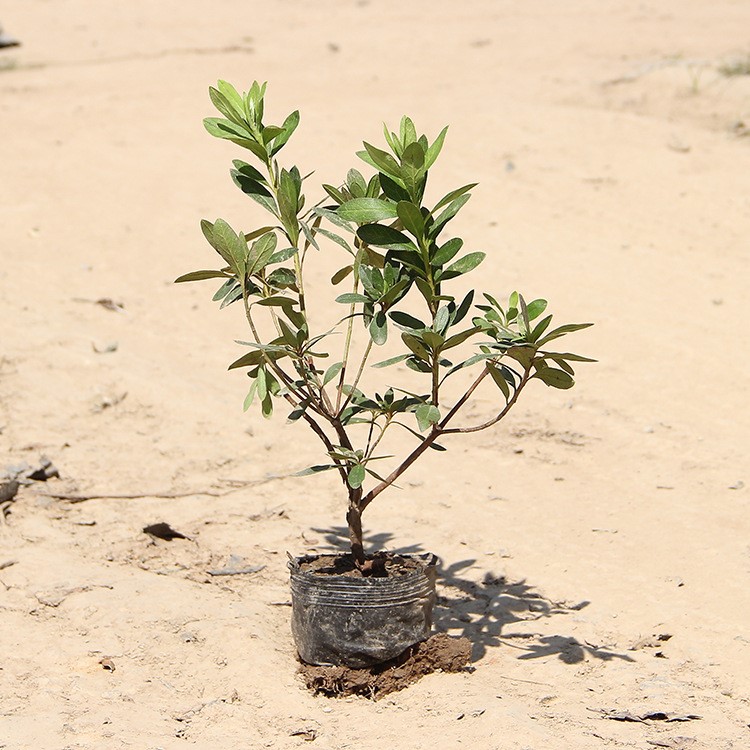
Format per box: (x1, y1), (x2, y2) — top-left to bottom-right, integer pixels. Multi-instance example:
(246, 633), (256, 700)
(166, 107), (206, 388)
(289, 552), (437, 668)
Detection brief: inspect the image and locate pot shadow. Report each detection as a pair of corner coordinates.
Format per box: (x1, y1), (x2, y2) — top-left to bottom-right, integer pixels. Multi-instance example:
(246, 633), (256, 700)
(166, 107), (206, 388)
(312, 528), (634, 665)
(436, 558), (634, 663)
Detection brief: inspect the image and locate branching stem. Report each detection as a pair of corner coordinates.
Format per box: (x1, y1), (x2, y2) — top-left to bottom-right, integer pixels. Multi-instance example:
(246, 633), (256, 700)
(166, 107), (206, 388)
(359, 365), (531, 511)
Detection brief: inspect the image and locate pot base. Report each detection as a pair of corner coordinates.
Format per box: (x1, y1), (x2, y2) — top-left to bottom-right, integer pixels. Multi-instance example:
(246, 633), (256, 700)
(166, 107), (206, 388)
(298, 632), (471, 699)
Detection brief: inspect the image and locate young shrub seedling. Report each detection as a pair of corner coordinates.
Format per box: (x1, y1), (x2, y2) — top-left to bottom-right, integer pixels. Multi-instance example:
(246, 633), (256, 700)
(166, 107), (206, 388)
(178, 81), (594, 570)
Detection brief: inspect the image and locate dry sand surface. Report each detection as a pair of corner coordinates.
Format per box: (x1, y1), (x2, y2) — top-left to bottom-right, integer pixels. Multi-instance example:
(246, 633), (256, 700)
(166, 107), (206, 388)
(2, 1), (750, 748)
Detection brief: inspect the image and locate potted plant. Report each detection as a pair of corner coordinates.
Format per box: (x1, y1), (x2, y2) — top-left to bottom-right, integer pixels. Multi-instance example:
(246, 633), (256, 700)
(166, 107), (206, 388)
(177, 81), (593, 668)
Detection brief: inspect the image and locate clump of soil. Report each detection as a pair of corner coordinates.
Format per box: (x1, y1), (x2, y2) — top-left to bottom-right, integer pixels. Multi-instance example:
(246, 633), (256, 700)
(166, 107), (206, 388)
(297, 552), (428, 578)
(298, 633), (471, 699)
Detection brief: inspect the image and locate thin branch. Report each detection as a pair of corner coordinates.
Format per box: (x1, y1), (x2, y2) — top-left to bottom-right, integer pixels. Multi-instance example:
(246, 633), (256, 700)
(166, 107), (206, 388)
(39, 476), (288, 503)
(365, 416), (391, 460)
(291, 397), (349, 485)
(442, 368), (531, 434)
(359, 365), (492, 511)
(338, 338), (373, 415)
(241, 294), (322, 414)
(335, 262), (361, 412)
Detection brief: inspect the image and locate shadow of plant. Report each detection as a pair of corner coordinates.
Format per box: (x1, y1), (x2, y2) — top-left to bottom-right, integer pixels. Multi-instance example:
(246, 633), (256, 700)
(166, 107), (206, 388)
(437, 558), (633, 663)
(312, 528), (634, 665)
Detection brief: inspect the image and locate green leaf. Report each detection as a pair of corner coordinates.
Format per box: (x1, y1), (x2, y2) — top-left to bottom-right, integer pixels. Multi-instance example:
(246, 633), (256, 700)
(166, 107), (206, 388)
(379, 174), (410, 202)
(359, 266), (384, 297)
(529, 314), (553, 342)
(323, 183), (347, 204)
(415, 403), (440, 432)
(526, 299), (548, 321)
(299, 221), (320, 252)
(400, 142), (425, 198)
(454, 290), (475, 324)
(231, 170), (277, 215)
(204, 117), (267, 160)
(261, 125), (283, 146)
(331, 265), (353, 284)
(256, 366), (268, 400)
(400, 116), (417, 146)
(335, 293), (370, 304)
(402, 332), (430, 360)
(244, 226), (275, 242)
(216, 80), (244, 114)
(323, 361), (343, 386)
(175, 270), (230, 283)
(372, 353), (411, 369)
(383, 124), (402, 157)
(547, 357), (575, 375)
(421, 331), (443, 350)
(266, 267), (297, 290)
(541, 351), (597, 363)
(243, 379), (259, 411)
(397, 201), (425, 239)
(203, 116), (253, 144)
(286, 406), (307, 422)
(270, 109), (300, 155)
(247, 231), (278, 276)
(261, 392), (274, 419)
(212, 219), (248, 276)
(347, 464), (366, 489)
(537, 323), (594, 347)
(506, 345), (536, 369)
(379, 277), (411, 307)
(431, 238), (463, 267)
(277, 169), (301, 244)
(338, 197), (398, 223)
(294, 464), (337, 477)
(255, 295), (295, 309)
(231, 159), (266, 183)
(442, 326), (479, 350)
(212, 278), (237, 302)
(405, 357), (431, 373)
(432, 183), (478, 213)
(317, 227), (353, 254)
(441, 252), (485, 279)
(361, 142), (402, 180)
(268, 246), (297, 264)
(357, 224), (414, 250)
(346, 168), (367, 197)
(369, 310), (388, 345)
(209, 86), (245, 126)
(315, 207), (355, 234)
(424, 126), (449, 169)
(431, 193), (471, 237)
(487, 362), (510, 399)
(434, 306), (450, 333)
(390, 311), (426, 330)
(535, 367), (575, 389)
(229, 350), (264, 370)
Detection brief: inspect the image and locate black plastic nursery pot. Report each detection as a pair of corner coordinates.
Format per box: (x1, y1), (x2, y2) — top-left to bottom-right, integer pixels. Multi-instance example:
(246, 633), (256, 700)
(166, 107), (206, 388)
(289, 553), (438, 668)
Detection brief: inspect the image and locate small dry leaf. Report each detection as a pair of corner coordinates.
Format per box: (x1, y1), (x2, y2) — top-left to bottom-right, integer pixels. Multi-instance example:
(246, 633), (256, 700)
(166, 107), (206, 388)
(143, 522), (189, 541)
(631, 634), (673, 651)
(95, 298), (125, 312)
(647, 738), (697, 748)
(290, 728), (317, 741)
(597, 708), (701, 723)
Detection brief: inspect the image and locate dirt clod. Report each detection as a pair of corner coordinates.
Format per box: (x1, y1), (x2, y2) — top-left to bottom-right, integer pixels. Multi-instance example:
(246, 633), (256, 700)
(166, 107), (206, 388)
(298, 633), (471, 699)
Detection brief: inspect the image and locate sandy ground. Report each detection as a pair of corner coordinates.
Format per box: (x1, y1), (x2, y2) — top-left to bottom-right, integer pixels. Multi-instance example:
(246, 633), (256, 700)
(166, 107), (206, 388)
(2, 1), (750, 748)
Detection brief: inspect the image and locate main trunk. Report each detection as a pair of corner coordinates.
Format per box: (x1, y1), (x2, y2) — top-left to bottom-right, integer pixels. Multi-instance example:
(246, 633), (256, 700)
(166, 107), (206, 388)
(346, 503), (365, 566)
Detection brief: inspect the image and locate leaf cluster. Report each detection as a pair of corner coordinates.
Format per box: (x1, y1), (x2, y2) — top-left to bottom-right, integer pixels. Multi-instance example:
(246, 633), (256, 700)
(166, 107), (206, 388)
(177, 81), (594, 511)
